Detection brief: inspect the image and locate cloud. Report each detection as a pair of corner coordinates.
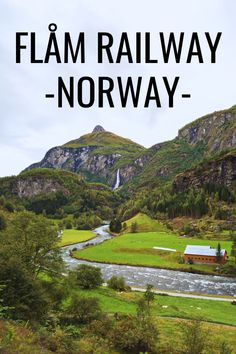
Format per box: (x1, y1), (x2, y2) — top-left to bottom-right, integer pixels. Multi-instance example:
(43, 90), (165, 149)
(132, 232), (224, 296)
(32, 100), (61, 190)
(0, 0), (235, 176)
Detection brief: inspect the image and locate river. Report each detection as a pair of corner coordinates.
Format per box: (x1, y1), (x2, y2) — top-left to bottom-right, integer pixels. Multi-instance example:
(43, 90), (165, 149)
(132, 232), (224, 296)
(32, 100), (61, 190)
(61, 225), (236, 296)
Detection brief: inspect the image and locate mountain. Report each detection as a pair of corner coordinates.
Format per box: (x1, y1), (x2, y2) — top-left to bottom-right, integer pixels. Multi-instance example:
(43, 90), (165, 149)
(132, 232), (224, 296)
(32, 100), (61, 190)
(25, 126), (145, 187)
(173, 149), (236, 193)
(0, 168), (122, 224)
(123, 105), (236, 189)
(25, 105), (236, 190)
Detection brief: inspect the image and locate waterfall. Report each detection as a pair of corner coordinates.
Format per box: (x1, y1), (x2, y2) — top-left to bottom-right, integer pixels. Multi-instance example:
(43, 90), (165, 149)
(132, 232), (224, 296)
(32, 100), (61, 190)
(113, 169), (120, 190)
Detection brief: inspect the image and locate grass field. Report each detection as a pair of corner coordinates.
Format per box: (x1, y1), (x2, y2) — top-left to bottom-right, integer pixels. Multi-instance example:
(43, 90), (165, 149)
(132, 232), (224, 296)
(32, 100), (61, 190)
(72, 287), (236, 326)
(73, 231), (233, 273)
(67, 287), (236, 351)
(123, 213), (167, 233)
(58, 229), (95, 247)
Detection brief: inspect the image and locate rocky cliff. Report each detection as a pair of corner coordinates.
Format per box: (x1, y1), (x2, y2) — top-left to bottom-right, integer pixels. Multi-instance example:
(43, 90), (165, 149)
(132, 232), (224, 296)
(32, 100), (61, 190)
(173, 150), (236, 192)
(26, 126), (145, 187)
(178, 107), (236, 154)
(25, 106), (236, 189)
(126, 105), (236, 188)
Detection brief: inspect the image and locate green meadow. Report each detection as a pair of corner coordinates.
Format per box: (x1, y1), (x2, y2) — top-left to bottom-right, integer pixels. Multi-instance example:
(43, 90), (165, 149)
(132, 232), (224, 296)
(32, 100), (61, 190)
(62, 286), (236, 351)
(58, 229), (95, 247)
(70, 287), (236, 326)
(123, 212), (167, 232)
(73, 231), (232, 273)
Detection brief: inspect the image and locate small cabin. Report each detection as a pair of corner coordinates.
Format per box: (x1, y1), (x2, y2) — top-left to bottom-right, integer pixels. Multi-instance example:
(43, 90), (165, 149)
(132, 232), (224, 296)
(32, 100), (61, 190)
(184, 245), (227, 265)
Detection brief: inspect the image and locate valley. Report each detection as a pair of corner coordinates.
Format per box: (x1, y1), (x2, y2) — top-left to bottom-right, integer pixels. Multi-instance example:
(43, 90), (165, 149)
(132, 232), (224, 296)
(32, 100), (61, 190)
(0, 104), (235, 353)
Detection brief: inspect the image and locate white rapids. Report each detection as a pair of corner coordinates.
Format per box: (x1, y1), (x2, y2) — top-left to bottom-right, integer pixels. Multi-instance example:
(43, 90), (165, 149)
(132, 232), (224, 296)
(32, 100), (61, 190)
(61, 225), (236, 296)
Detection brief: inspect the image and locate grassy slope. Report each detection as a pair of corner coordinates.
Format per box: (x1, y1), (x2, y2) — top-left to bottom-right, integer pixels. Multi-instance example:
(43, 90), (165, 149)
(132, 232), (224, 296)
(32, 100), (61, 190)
(1, 287), (236, 353)
(74, 287), (236, 326)
(63, 131), (145, 156)
(125, 105), (236, 189)
(73, 231), (233, 273)
(123, 212), (167, 232)
(58, 229), (95, 247)
(158, 318), (236, 353)
(74, 287), (236, 350)
(63, 131), (146, 175)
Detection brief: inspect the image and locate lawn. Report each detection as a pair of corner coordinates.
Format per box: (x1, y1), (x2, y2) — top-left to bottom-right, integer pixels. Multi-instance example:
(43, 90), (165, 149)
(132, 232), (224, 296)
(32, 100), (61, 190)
(58, 229), (95, 247)
(64, 287), (236, 326)
(73, 231), (233, 273)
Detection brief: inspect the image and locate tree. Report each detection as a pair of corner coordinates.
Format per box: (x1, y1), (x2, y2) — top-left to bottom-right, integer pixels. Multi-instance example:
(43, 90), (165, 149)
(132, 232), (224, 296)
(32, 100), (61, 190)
(107, 276), (129, 291)
(137, 297), (150, 319)
(231, 235), (236, 263)
(130, 222), (138, 233)
(216, 242), (222, 264)
(109, 219), (122, 233)
(181, 319), (209, 354)
(122, 222), (127, 230)
(0, 257), (50, 321)
(70, 264), (103, 289)
(144, 284), (155, 307)
(64, 295), (102, 324)
(0, 211), (63, 276)
(4, 202), (14, 213)
(0, 285), (10, 319)
(0, 213), (6, 231)
(218, 341), (233, 354)
(110, 314), (158, 353)
(0, 211), (65, 321)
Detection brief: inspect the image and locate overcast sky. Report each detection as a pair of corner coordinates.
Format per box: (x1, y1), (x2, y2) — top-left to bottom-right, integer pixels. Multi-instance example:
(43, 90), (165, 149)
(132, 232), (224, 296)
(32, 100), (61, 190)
(0, 0), (235, 177)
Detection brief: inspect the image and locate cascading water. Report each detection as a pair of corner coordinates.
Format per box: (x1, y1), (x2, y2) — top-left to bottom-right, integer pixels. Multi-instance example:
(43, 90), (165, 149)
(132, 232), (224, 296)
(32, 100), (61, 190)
(113, 169), (120, 190)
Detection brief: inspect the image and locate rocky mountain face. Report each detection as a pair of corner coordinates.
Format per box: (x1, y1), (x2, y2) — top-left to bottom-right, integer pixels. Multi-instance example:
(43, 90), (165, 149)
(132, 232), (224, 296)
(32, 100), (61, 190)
(13, 174), (70, 199)
(25, 106), (236, 189)
(173, 150), (236, 193)
(125, 105), (236, 188)
(0, 169), (84, 199)
(178, 108), (236, 153)
(26, 126), (146, 187)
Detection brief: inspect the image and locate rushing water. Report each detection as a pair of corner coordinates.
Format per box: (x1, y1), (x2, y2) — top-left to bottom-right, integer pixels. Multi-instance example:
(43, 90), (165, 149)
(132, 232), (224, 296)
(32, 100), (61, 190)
(61, 225), (236, 296)
(113, 169), (120, 190)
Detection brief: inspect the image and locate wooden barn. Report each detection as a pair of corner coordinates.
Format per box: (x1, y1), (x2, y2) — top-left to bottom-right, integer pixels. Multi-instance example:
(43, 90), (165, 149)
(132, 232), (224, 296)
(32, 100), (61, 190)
(184, 245), (227, 264)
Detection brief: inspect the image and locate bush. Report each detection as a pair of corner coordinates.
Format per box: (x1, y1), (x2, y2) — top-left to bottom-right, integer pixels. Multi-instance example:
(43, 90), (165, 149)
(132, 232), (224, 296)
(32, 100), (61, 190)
(70, 264), (103, 289)
(0, 214), (6, 231)
(4, 202), (14, 213)
(183, 223), (200, 237)
(221, 262), (236, 275)
(64, 295), (102, 324)
(107, 276), (130, 292)
(180, 319), (209, 354)
(109, 219), (122, 233)
(109, 314), (158, 353)
(65, 222), (72, 229)
(130, 222), (138, 233)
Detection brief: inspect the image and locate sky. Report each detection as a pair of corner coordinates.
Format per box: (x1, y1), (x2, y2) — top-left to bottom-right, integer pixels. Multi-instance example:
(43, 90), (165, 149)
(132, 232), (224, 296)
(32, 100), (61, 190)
(0, 0), (235, 177)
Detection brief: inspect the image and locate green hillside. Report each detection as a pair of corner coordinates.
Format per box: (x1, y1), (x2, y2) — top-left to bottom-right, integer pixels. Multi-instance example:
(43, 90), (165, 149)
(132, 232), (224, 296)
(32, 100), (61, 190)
(64, 130), (145, 156)
(123, 212), (167, 232)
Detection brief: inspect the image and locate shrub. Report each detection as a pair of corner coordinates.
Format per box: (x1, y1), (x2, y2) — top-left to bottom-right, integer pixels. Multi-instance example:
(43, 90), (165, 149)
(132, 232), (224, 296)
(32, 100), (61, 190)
(70, 264), (103, 289)
(180, 319), (209, 354)
(0, 214), (6, 231)
(221, 262), (236, 275)
(107, 276), (130, 292)
(130, 222), (138, 233)
(4, 202), (14, 213)
(109, 219), (122, 233)
(109, 314), (158, 353)
(64, 295), (102, 324)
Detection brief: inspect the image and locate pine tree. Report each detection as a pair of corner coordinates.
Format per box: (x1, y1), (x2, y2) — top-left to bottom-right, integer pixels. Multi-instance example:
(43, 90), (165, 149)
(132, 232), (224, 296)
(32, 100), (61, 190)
(216, 243), (222, 264)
